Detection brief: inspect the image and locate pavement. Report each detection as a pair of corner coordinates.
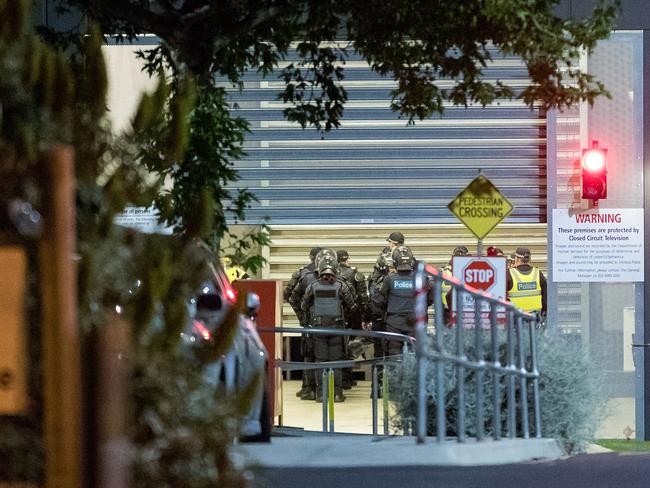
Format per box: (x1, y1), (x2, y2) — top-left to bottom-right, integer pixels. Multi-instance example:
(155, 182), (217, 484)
(236, 430), (566, 468)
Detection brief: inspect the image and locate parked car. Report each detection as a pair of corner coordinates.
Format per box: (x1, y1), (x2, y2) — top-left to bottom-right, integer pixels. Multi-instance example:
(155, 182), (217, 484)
(181, 261), (271, 442)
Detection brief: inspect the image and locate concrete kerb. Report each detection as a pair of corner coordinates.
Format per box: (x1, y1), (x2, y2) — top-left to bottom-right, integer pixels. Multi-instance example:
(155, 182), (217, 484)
(236, 435), (566, 468)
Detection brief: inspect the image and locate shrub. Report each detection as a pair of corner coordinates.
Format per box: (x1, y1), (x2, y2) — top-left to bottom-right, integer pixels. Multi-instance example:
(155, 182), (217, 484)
(389, 326), (607, 454)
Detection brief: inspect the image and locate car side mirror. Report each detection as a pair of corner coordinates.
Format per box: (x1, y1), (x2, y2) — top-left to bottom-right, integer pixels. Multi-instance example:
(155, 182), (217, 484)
(246, 292), (261, 319)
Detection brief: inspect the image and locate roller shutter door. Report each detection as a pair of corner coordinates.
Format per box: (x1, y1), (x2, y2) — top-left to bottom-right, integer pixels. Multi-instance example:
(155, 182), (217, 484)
(225, 46), (546, 225)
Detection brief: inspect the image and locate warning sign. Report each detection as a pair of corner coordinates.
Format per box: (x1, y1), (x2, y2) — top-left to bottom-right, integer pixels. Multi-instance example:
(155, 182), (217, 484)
(114, 206), (173, 235)
(448, 175), (514, 239)
(552, 208), (644, 282)
(451, 256), (507, 328)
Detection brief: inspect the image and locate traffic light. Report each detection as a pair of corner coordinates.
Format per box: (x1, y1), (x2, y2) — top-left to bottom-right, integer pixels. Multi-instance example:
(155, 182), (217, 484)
(581, 140), (607, 201)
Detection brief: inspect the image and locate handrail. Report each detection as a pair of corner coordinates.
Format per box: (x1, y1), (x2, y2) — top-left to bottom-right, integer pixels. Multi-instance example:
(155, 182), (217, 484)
(260, 326), (409, 434)
(262, 326), (416, 345)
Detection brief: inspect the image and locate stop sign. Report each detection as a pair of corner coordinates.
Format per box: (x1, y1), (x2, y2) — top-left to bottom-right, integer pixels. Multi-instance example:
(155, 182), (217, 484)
(462, 260), (496, 291)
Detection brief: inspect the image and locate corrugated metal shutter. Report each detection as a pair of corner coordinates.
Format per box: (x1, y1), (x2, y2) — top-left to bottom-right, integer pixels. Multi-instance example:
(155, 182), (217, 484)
(225, 46), (546, 225)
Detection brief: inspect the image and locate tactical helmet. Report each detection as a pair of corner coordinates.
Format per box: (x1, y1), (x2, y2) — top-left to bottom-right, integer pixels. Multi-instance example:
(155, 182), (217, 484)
(318, 258), (337, 276)
(392, 245), (415, 271)
(309, 246), (323, 261)
(375, 247), (394, 272)
(452, 245), (469, 257)
(315, 248), (339, 271)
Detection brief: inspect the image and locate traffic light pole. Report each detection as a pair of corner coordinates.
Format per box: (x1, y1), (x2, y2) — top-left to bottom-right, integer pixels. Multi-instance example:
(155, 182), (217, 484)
(643, 30), (650, 441)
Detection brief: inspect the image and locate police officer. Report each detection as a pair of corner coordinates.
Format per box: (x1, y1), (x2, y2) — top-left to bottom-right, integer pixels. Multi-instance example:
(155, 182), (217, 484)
(368, 248), (394, 345)
(285, 247), (321, 399)
(374, 245), (433, 356)
(290, 248), (349, 399)
(506, 247), (547, 316)
(337, 249), (370, 388)
(301, 260), (356, 403)
(367, 249), (394, 397)
(441, 245), (469, 326)
(336, 249), (370, 328)
(284, 247), (322, 307)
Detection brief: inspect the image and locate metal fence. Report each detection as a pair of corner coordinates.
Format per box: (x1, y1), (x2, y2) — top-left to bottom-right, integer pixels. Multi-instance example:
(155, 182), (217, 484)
(266, 260), (541, 443)
(414, 261), (541, 444)
(270, 326), (414, 434)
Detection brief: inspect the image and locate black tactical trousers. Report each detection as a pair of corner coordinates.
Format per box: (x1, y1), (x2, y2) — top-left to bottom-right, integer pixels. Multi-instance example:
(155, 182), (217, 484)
(372, 317), (387, 358)
(301, 333), (316, 389)
(313, 334), (344, 395)
(385, 314), (415, 356)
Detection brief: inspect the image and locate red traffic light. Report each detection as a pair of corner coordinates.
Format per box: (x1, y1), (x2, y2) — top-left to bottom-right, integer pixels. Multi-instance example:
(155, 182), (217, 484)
(581, 141), (607, 201)
(581, 149), (606, 172)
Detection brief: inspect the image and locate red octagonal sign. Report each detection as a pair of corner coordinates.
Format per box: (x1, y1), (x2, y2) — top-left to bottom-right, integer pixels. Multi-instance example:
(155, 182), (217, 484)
(462, 260), (496, 291)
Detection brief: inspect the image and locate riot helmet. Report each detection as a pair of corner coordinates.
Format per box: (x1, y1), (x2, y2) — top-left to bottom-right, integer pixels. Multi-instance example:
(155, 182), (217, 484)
(309, 246), (323, 261)
(392, 245), (415, 271)
(315, 248), (339, 273)
(375, 248), (394, 273)
(318, 258), (337, 277)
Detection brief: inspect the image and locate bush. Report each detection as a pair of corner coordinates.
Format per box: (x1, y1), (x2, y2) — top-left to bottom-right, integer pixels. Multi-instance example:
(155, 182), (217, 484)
(536, 329), (607, 453)
(388, 326), (607, 454)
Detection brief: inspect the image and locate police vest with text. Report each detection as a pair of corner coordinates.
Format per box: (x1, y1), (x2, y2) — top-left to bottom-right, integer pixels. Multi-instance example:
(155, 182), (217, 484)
(508, 268), (542, 312)
(311, 280), (344, 326)
(387, 272), (416, 316)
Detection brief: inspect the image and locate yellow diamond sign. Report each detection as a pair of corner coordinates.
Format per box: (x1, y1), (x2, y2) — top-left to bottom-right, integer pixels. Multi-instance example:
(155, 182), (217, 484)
(448, 175), (514, 239)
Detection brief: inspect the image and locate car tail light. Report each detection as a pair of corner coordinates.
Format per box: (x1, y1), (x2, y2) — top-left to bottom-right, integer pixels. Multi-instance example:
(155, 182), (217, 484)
(225, 286), (237, 303)
(192, 319), (211, 340)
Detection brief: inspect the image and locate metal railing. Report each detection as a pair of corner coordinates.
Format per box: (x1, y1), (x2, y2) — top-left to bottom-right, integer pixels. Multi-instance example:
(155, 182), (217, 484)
(414, 261), (541, 444)
(265, 261), (541, 443)
(269, 326), (414, 434)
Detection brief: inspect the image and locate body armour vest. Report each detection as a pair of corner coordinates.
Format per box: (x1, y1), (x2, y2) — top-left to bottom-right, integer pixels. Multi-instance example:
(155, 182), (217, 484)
(387, 271), (416, 315)
(311, 280), (344, 322)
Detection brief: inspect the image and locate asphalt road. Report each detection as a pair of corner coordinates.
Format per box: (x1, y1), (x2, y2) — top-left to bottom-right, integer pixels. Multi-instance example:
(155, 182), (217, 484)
(253, 452), (650, 488)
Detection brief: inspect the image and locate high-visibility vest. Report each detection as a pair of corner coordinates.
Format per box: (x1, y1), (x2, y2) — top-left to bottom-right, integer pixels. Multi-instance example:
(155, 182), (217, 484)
(441, 265), (452, 308)
(508, 267), (542, 312)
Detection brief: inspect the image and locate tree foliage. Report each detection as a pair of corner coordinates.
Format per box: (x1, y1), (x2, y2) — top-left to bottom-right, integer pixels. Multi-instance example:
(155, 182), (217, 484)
(62, 0), (619, 130)
(1, 1), (250, 485)
(36, 0), (617, 270)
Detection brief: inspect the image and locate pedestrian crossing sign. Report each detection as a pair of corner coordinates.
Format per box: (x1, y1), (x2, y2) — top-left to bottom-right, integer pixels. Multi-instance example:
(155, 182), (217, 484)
(448, 175), (514, 239)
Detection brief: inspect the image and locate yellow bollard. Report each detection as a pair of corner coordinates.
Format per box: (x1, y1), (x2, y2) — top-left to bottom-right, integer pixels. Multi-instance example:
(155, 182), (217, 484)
(328, 369), (335, 432)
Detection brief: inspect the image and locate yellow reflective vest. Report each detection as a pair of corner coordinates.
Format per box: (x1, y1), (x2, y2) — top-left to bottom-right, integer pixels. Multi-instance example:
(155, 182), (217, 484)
(441, 265), (452, 308)
(508, 267), (542, 312)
